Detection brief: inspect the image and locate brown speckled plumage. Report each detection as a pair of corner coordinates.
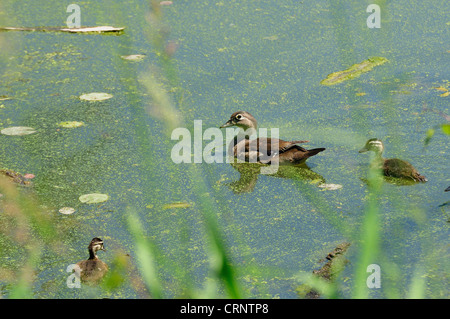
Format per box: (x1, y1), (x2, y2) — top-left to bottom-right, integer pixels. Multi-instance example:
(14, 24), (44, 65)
(359, 138), (427, 183)
(220, 111), (325, 165)
(76, 237), (108, 283)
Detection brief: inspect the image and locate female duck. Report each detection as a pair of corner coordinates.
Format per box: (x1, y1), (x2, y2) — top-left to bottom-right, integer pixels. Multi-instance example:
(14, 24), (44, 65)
(359, 138), (427, 182)
(76, 237), (108, 283)
(220, 111), (325, 165)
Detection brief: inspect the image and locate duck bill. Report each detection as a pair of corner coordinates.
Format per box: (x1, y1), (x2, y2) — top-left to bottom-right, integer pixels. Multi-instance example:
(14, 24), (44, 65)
(358, 147), (368, 153)
(220, 120), (234, 128)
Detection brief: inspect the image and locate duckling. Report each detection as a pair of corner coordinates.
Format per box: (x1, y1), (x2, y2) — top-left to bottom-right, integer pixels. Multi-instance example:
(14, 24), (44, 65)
(359, 138), (427, 182)
(76, 237), (108, 283)
(0, 169), (32, 186)
(220, 111), (325, 165)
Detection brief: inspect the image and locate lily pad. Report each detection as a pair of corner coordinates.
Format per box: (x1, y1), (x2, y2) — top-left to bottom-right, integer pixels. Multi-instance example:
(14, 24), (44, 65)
(320, 57), (388, 86)
(121, 54), (146, 61)
(0, 26), (124, 33)
(59, 207), (76, 215)
(58, 121), (84, 128)
(1, 126), (36, 136)
(163, 202), (191, 209)
(318, 183), (343, 191)
(79, 193), (109, 204)
(79, 92), (113, 101)
(61, 26), (124, 33)
(263, 35), (278, 41)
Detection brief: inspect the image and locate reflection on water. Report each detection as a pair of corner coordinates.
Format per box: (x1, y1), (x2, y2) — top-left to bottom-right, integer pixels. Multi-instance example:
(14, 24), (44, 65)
(227, 161), (325, 194)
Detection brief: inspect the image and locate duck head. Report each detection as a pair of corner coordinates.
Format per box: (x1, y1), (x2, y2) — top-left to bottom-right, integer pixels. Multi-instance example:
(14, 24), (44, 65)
(220, 111), (257, 130)
(88, 237), (105, 259)
(359, 138), (384, 155)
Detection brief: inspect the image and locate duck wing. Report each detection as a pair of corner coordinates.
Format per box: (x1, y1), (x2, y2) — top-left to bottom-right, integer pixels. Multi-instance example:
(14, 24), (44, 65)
(279, 140), (310, 153)
(383, 158), (427, 182)
(233, 138), (324, 164)
(282, 147), (326, 164)
(233, 137), (309, 154)
(255, 138), (310, 154)
(233, 138), (281, 163)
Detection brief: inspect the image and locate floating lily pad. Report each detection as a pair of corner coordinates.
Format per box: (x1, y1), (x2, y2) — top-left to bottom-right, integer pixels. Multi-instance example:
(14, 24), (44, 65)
(163, 202), (191, 209)
(58, 121), (84, 128)
(79, 92), (113, 101)
(320, 57), (388, 86)
(121, 54), (146, 61)
(263, 35), (278, 41)
(0, 26), (124, 33)
(318, 183), (343, 191)
(79, 193), (109, 204)
(59, 207), (76, 215)
(1, 126), (36, 136)
(439, 91), (450, 97)
(61, 26), (124, 33)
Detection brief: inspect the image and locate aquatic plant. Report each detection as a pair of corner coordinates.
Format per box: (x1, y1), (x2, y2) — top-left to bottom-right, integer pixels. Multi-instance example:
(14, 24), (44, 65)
(320, 57), (388, 86)
(1, 0), (446, 300)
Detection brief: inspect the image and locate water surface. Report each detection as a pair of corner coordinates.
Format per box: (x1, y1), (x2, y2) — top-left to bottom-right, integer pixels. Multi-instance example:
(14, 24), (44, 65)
(0, 0), (448, 298)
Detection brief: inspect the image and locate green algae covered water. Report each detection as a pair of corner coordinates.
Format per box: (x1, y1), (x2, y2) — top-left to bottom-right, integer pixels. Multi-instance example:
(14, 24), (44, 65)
(0, 1), (448, 298)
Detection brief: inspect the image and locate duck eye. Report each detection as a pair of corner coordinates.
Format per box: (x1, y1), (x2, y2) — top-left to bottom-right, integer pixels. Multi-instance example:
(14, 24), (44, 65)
(236, 114), (242, 120)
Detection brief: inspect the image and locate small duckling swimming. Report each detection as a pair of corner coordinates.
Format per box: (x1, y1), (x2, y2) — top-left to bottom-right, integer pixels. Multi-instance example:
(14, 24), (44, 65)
(76, 237), (108, 283)
(359, 138), (427, 182)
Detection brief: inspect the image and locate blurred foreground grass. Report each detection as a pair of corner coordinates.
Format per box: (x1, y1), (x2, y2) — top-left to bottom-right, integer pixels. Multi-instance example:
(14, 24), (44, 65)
(1, 0), (446, 299)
